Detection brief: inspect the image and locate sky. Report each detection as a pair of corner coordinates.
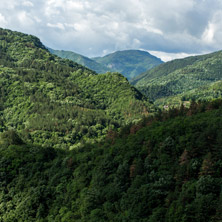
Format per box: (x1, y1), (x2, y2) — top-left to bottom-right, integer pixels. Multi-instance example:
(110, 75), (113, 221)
(0, 0), (222, 61)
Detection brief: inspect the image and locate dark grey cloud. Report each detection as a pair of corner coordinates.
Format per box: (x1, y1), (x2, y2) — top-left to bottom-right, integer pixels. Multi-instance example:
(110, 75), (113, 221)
(0, 0), (222, 60)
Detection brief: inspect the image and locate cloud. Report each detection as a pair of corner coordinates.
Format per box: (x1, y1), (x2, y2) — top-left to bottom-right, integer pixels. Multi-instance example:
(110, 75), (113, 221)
(0, 13), (7, 27)
(149, 50), (201, 62)
(202, 10), (222, 44)
(47, 22), (65, 30)
(22, 1), (34, 7)
(0, 0), (222, 60)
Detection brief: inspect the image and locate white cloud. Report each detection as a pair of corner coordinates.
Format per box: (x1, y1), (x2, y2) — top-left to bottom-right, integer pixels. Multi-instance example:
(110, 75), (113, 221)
(0, 13), (7, 27)
(0, 0), (221, 57)
(65, 1), (84, 11)
(149, 50), (202, 62)
(0, 0), (17, 10)
(202, 23), (216, 43)
(18, 11), (31, 24)
(22, 1), (34, 7)
(202, 10), (222, 45)
(47, 22), (65, 30)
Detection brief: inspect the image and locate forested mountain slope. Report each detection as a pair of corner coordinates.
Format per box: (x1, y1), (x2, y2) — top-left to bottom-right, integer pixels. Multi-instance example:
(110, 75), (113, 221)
(92, 50), (163, 79)
(131, 51), (222, 106)
(48, 48), (110, 74)
(49, 49), (163, 80)
(154, 80), (222, 108)
(1, 99), (222, 221)
(0, 28), (154, 149)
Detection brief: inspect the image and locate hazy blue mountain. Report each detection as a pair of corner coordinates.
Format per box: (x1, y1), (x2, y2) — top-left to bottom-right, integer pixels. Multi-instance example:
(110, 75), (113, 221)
(48, 48), (110, 73)
(49, 49), (163, 79)
(92, 49), (163, 79)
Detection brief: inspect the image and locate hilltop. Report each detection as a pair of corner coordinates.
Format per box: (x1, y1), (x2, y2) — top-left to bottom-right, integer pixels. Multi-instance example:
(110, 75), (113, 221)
(48, 48), (110, 74)
(0, 28), (154, 149)
(92, 49), (163, 79)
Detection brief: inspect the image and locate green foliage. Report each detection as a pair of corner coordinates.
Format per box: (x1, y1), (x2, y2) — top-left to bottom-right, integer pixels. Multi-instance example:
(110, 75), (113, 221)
(0, 130), (23, 146)
(49, 49), (163, 80)
(131, 50), (222, 107)
(154, 80), (222, 108)
(0, 28), (154, 149)
(0, 100), (222, 221)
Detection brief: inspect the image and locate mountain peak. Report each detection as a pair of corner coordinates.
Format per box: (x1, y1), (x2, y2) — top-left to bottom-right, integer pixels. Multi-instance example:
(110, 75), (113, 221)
(48, 47), (163, 79)
(92, 49), (163, 79)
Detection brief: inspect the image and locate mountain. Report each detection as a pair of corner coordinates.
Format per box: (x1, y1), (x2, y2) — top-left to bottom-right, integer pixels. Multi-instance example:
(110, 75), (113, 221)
(0, 28), (154, 149)
(131, 50), (222, 106)
(154, 80), (222, 108)
(49, 49), (163, 80)
(1, 27), (222, 222)
(92, 50), (163, 79)
(48, 48), (110, 74)
(1, 99), (222, 221)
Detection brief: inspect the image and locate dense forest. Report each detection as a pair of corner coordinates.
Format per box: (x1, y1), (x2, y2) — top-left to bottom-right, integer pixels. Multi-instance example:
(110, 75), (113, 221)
(0, 28), (154, 149)
(131, 51), (222, 107)
(1, 28), (222, 222)
(0, 99), (222, 221)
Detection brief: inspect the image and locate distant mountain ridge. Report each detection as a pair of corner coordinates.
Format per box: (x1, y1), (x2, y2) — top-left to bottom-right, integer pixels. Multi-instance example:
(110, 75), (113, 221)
(131, 50), (222, 106)
(92, 50), (163, 79)
(49, 48), (163, 79)
(48, 48), (110, 74)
